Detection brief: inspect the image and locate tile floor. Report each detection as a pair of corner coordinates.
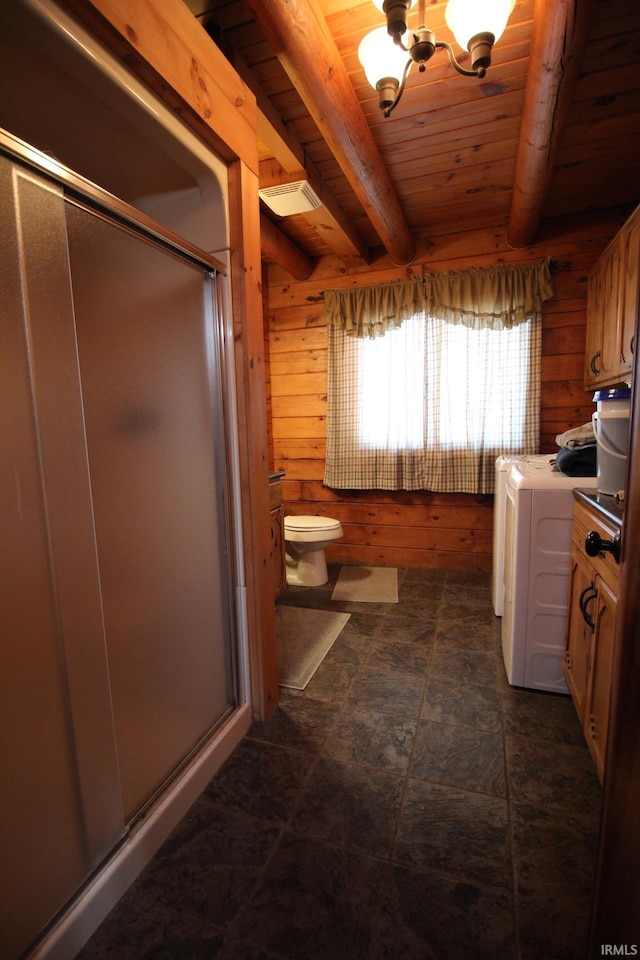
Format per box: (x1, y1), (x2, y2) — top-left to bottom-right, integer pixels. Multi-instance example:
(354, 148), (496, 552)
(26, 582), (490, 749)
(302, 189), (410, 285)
(77, 566), (602, 960)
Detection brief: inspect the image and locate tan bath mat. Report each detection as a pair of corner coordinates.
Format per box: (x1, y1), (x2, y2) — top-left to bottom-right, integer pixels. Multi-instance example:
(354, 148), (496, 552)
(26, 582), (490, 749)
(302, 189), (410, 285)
(276, 605), (350, 690)
(331, 565), (398, 603)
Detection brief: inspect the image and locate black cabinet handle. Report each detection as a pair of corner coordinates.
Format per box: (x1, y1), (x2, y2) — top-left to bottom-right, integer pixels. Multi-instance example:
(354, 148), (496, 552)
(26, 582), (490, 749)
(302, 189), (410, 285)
(590, 351), (602, 375)
(585, 530), (621, 564)
(579, 582), (598, 630)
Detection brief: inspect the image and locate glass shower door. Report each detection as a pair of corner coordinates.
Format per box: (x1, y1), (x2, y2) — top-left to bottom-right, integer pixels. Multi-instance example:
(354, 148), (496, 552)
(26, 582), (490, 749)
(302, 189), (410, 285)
(65, 201), (237, 821)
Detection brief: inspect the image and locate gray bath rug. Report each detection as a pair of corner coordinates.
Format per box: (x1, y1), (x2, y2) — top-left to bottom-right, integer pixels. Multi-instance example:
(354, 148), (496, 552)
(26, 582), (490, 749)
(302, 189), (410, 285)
(276, 605), (351, 690)
(331, 565), (398, 603)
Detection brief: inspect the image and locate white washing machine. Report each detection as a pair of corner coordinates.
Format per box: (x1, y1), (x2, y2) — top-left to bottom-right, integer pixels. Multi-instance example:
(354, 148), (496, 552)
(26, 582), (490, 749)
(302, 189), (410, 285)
(501, 460), (597, 693)
(492, 454), (557, 616)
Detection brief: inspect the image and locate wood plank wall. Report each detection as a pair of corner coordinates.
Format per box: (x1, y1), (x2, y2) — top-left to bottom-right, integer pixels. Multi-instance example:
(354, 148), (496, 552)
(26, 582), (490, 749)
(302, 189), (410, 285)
(265, 212), (628, 572)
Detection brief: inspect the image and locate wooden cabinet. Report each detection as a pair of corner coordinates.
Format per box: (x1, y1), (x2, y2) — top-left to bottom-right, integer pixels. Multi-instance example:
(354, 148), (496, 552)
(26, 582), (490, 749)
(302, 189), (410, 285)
(564, 544), (595, 721)
(586, 575), (617, 779)
(564, 500), (620, 782)
(618, 208), (640, 374)
(269, 476), (287, 599)
(585, 204), (640, 388)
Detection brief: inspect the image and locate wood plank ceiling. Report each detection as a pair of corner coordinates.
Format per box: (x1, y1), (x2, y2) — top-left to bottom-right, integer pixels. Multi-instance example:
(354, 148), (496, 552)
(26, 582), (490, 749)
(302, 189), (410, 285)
(185, 0), (640, 274)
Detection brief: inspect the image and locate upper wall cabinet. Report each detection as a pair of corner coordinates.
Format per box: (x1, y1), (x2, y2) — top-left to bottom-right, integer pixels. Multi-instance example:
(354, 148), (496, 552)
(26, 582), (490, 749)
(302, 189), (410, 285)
(585, 205), (640, 389)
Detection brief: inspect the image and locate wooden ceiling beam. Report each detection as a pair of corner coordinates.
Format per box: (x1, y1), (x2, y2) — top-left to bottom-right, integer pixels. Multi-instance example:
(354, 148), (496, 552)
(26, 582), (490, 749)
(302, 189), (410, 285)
(258, 159), (369, 261)
(243, 0), (416, 266)
(234, 52), (369, 260)
(260, 213), (315, 280)
(507, 0), (595, 248)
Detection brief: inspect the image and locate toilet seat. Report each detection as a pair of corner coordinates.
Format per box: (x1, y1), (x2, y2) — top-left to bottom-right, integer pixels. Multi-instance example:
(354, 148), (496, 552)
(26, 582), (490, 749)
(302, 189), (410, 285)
(284, 515), (342, 533)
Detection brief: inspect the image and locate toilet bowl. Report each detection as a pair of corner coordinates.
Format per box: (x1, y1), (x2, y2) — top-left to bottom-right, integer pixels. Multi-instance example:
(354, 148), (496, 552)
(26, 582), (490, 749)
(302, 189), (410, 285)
(284, 515), (344, 586)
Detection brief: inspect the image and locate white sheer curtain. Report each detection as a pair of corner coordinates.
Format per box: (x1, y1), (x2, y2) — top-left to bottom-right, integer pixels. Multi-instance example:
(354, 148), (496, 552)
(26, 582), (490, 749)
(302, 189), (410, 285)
(323, 261), (552, 494)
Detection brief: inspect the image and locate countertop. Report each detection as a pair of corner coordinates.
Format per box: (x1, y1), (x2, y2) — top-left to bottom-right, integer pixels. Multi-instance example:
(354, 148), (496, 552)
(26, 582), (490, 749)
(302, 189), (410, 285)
(574, 488), (624, 529)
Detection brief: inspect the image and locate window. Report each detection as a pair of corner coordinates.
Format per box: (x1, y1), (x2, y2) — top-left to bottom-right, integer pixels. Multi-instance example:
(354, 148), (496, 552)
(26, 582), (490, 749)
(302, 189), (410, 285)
(324, 262), (552, 494)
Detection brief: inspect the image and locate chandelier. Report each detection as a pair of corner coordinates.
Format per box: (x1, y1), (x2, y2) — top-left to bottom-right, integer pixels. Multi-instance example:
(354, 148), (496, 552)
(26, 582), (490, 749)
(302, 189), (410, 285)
(358, 0), (516, 117)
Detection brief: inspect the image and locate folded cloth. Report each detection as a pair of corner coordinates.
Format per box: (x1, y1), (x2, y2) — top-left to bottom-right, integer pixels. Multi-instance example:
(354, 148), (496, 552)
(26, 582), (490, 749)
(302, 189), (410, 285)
(555, 422), (596, 450)
(556, 445), (597, 477)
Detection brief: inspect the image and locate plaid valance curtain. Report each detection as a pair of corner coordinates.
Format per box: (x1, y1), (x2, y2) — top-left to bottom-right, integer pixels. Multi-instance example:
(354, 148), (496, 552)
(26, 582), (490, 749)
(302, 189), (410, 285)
(323, 260), (552, 494)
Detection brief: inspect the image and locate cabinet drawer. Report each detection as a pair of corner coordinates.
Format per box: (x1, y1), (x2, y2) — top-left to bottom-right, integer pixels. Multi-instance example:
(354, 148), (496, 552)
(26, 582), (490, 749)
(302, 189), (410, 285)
(572, 501), (620, 594)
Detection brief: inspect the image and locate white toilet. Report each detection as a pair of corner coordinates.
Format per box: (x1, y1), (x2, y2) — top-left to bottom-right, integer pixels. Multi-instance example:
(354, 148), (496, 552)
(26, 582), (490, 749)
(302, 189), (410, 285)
(284, 515), (344, 586)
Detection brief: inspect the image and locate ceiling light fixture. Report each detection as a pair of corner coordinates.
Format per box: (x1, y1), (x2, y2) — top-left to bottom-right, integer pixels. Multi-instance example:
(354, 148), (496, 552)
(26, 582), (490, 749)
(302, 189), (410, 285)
(358, 0), (516, 117)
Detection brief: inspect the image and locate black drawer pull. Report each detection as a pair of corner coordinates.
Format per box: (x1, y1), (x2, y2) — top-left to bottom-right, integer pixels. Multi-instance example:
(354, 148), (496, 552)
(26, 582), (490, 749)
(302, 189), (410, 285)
(579, 583), (598, 630)
(585, 530), (621, 564)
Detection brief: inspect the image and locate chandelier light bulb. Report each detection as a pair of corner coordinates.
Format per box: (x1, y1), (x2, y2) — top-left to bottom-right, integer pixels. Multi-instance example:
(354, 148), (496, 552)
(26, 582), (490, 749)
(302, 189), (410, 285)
(445, 0), (516, 51)
(358, 26), (408, 89)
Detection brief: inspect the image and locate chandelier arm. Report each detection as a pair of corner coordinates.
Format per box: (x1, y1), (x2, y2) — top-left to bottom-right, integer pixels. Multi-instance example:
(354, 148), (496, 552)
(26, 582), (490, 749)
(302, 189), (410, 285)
(394, 34), (411, 53)
(383, 56), (414, 117)
(435, 40), (486, 78)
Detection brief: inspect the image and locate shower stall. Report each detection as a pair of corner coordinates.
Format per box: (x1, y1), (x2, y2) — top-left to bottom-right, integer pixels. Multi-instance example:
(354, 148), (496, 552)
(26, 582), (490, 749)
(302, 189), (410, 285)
(0, 2), (254, 957)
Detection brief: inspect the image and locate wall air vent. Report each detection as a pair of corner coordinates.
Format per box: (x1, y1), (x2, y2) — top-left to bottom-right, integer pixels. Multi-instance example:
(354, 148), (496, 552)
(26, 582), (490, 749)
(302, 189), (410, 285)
(258, 180), (322, 217)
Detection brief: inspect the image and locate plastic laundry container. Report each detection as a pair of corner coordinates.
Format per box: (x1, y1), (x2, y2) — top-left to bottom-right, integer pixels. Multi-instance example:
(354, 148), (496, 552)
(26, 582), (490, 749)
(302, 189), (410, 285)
(591, 387), (631, 495)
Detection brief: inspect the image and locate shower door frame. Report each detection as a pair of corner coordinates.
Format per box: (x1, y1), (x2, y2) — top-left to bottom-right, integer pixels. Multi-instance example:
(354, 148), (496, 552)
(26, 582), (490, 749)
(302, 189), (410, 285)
(1, 128), (254, 959)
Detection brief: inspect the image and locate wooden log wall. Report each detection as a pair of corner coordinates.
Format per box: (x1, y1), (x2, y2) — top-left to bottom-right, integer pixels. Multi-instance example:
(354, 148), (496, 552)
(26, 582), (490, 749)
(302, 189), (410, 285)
(265, 211), (629, 572)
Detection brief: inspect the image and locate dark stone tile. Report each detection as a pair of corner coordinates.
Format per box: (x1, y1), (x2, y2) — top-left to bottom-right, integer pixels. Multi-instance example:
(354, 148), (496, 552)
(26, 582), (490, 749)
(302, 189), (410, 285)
(366, 636), (433, 677)
(335, 610), (381, 650)
(277, 583), (335, 610)
(158, 795), (280, 867)
(496, 658), (516, 693)
(397, 575), (445, 605)
(375, 611), (438, 646)
(411, 720), (506, 796)
(247, 694), (341, 753)
(442, 582), (494, 608)
(140, 939), (227, 960)
(204, 740), (313, 824)
(322, 706), (416, 771)
(505, 735), (601, 815)
(240, 832), (385, 960)
(422, 677), (503, 732)
(74, 562), (603, 960)
(291, 756), (404, 857)
(430, 641), (497, 686)
(285, 653), (359, 705)
(511, 801), (598, 915)
(107, 803), (281, 935)
(371, 864), (516, 960)
(329, 598), (399, 617)
(438, 600), (499, 631)
(518, 900), (591, 960)
(346, 665), (425, 717)
(76, 883), (226, 959)
(435, 618), (501, 652)
(221, 941), (288, 960)
(394, 779), (512, 890)
(320, 620), (374, 667)
(501, 686), (585, 747)
(402, 567), (448, 586)
(445, 570), (492, 589)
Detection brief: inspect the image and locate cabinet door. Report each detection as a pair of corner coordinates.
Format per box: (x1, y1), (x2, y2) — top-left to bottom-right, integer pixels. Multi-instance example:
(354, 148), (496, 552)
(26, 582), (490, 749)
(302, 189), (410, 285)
(586, 575), (618, 782)
(564, 546), (596, 721)
(618, 209), (640, 376)
(585, 240), (623, 387)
